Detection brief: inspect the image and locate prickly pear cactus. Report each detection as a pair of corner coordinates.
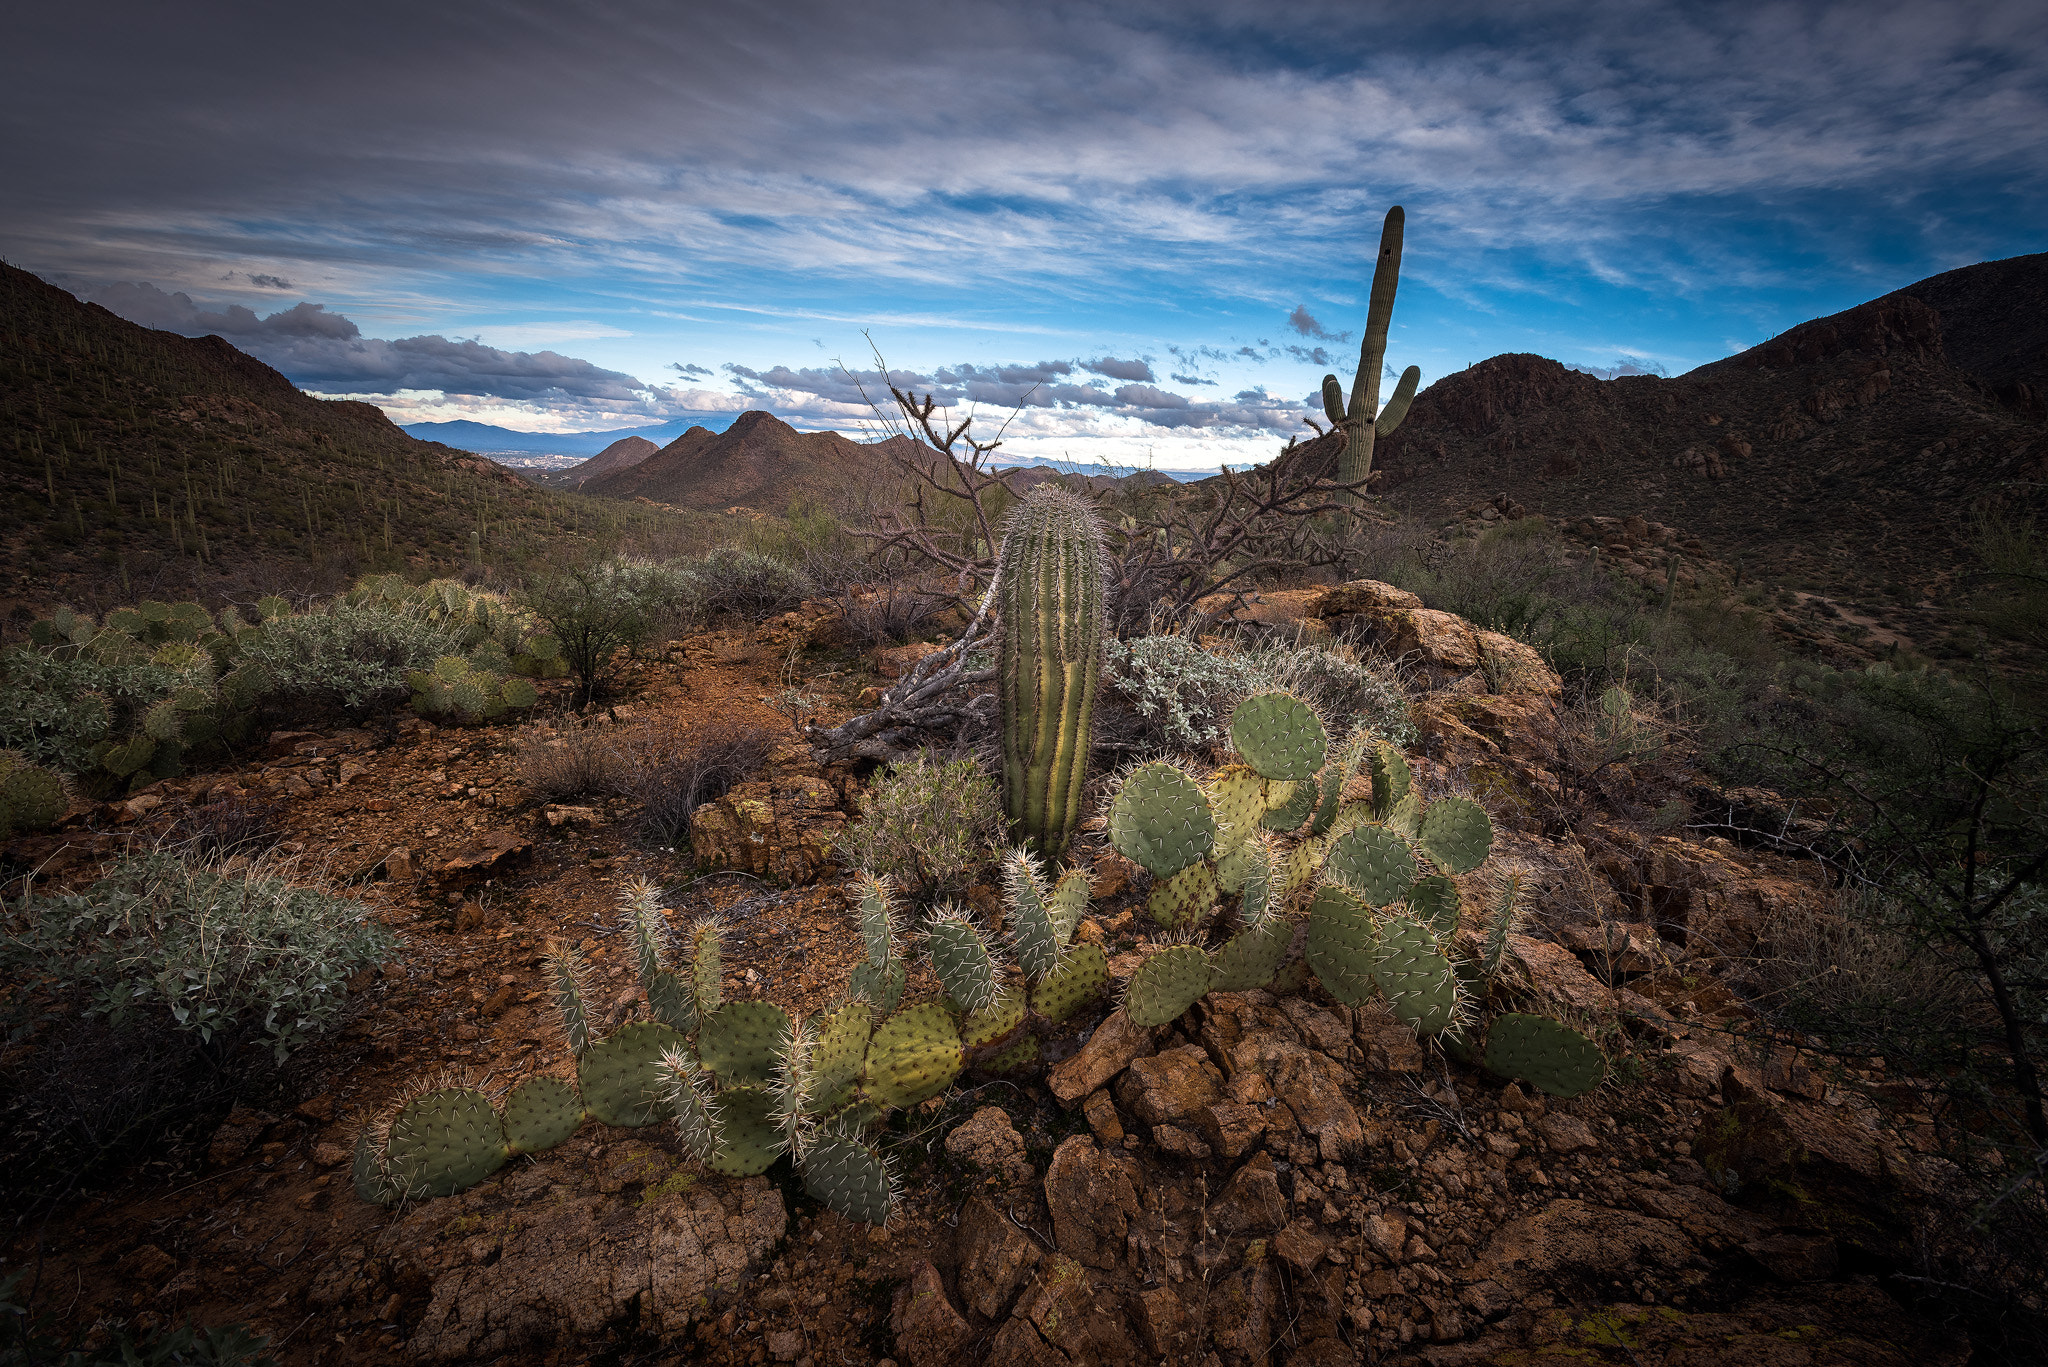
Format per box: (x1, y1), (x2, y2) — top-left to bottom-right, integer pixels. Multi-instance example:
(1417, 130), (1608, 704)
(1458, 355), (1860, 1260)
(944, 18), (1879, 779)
(863, 1003), (963, 1109)
(1029, 942), (1108, 1023)
(504, 1076), (584, 1155)
(1483, 1013), (1605, 1098)
(1146, 860), (1218, 928)
(1210, 916), (1292, 993)
(1109, 762), (1216, 878)
(1123, 946), (1215, 1028)
(803, 1130), (895, 1225)
(579, 1020), (687, 1127)
(1371, 916), (1462, 1036)
(1324, 823), (1418, 906)
(1304, 884), (1378, 1005)
(1406, 873), (1462, 939)
(1417, 796), (1493, 875)
(698, 1000), (792, 1087)
(704, 1086), (784, 1177)
(384, 1085), (509, 1199)
(1230, 693), (1327, 783)
(924, 907), (1002, 1013)
(810, 1001), (874, 1114)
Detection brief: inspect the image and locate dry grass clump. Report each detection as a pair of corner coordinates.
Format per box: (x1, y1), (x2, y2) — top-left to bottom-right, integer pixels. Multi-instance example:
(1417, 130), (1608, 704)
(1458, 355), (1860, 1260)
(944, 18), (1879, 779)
(516, 723), (625, 802)
(608, 718), (777, 845)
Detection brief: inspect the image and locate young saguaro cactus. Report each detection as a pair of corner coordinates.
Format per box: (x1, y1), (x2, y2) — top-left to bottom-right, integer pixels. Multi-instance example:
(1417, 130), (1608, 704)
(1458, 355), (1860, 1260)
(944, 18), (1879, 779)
(995, 485), (1108, 860)
(1324, 205), (1423, 490)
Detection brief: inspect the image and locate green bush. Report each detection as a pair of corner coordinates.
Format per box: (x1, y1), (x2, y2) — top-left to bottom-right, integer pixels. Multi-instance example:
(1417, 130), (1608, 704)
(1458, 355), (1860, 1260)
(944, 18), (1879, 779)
(835, 751), (1004, 901)
(233, 595), (470, 719)
(520, 557), (698, 706)
(1106, 634), (1413, 754)
(3, 853), (396, 1063)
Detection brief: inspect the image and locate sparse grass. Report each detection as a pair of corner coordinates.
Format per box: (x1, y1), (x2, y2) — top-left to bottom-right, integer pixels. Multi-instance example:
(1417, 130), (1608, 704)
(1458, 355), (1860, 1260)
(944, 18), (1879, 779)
(608, 717), (776, 846)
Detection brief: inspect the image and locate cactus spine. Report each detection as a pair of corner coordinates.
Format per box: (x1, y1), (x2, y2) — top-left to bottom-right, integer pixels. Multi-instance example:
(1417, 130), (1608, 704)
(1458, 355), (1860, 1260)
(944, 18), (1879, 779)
(1324, 205), (1422, 490)
(995, 486), (1107, 860)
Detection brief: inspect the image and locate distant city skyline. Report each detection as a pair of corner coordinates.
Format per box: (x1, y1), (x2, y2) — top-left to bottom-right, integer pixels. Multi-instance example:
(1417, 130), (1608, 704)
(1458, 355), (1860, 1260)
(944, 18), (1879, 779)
(5, 1), (2044, 468)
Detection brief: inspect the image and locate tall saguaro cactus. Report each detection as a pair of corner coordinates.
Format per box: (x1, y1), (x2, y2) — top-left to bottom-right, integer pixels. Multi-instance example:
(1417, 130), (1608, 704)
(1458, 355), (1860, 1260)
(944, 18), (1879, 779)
(1325, 205), (1423, 490)
(996, 485), (1107, 859)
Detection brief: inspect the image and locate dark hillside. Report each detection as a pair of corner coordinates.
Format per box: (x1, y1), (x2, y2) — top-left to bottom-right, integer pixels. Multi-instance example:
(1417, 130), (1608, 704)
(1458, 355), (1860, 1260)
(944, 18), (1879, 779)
(0, 263), (681, 616)
(1279, 256), (2047, 611)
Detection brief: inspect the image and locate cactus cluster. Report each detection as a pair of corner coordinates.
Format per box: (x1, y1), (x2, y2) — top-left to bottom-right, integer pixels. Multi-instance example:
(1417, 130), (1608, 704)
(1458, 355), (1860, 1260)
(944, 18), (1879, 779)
(1323, 205), (1423, 490)
(22, 597), (271, 792)
(996, 486), (1107, 860)
(344, 574), (568, 680)
(0, 752), (68, 837)
(406, 654), (540, 724)
(1109, 690), (1605, 1098)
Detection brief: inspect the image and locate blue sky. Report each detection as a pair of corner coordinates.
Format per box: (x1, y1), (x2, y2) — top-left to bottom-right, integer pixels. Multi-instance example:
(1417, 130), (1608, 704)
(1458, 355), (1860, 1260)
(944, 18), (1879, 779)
(4, 1), (2044, 469)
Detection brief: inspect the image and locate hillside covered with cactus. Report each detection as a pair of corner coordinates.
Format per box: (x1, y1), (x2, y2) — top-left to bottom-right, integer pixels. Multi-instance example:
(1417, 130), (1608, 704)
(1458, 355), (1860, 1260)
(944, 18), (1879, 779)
(0, 263), (714, 615)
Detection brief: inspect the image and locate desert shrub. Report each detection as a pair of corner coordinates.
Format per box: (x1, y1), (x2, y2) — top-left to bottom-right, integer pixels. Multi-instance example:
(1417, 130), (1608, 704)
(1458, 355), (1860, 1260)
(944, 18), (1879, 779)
(515, 723), (624, 802)
(164, 793), (285, 860)
(1105, 633), (1413, 755)
(0, 647), (183, 775)
(234, 595), (469, 719)
(835, 750), (1004, 901)
(2, 853), (395, 1063)
(837, 578), (950, 648)
(520, 558), (697, 706)
(608, 719), (776, 845)
(686, 546), (813, 620)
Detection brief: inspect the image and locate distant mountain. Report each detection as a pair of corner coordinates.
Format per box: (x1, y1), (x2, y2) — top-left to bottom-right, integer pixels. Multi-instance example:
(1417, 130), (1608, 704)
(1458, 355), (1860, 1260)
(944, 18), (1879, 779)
(584, 410), (923, 510)
(0, 263), (672, 610)
(398, 416), (737, 457)
(562, 435), (658, 486)
(1279, 252), (2048, 612)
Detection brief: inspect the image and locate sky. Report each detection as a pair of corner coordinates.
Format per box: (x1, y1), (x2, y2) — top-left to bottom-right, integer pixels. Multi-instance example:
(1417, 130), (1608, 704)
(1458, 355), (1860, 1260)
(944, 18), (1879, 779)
(3, 1), (2045, 470)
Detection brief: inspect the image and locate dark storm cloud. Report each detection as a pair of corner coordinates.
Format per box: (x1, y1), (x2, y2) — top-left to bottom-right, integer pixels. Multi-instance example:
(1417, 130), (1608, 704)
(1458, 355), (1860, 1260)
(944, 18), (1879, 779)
(671, 362), (714, 378)
(1170, 372), (1215, 386)
(90, 281), (650, 402)
(7, 1), (2041, 318)
(1283, 344), (1335, 367)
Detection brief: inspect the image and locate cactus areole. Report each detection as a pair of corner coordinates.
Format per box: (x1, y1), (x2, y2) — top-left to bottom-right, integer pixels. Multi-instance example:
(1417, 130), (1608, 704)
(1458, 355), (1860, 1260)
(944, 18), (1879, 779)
(995, 486), (1108, 859)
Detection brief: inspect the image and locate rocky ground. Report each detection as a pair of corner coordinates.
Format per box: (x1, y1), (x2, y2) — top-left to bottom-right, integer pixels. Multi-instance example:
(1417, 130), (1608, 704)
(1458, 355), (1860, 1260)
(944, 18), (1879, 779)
(0, 585), (1994, 1366)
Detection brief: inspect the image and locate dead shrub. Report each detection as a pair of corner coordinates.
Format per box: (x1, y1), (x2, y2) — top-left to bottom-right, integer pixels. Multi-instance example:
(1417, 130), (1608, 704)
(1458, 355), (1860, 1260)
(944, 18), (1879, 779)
(165, 793), (285, 860)
(516, 723), (624, 802)
(837, 579), (949, 649)
(609, 718), (776, 845)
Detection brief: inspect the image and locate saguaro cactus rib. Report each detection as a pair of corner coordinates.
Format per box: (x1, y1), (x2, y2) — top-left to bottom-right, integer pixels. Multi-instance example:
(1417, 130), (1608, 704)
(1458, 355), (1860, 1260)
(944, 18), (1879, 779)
(996, 486), (1107, 859)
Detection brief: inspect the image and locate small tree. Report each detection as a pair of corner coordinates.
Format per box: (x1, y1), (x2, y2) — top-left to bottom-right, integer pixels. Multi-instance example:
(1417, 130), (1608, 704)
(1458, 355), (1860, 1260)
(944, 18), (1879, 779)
(1745, 663), (2048, 1156)
(520, 560), (671, 707)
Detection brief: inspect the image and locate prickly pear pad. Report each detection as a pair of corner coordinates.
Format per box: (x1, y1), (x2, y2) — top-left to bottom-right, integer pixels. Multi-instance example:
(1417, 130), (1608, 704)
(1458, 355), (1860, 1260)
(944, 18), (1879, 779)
(1325, 823), (1418, 906)
(863, 1003), (963, 1110)
(698, 1000), (793, 1087)
(1123, 945), (1215, 1028)
(981, 1033), (1041, 1074)
(352, 1129), (398, 1206)
(810, 1001), (874, 1114)
(1417, 796), (1493, 875)
(1483, 1013), (1606, 1098)
(1305, 884), (1378, 1005)
(1206, 765), (1267, 851)
(705, 1086), (783, 1176)
(1371, 915), (1461, 1036)
(1030, 942), (1109, 1023)
(803, 1132), (894, 1225)
(961, 983), (1028, 1052)
(646, 967), (693, 1033)
(1261, 777), (1315, 832)
(849, 957), (906, 1017)
(1210, 916), (1293, 994)
(1003, 851), (1063, 981)
(579, 1020), (687, 1127)
(1406, 874), (1462, 938)
(1048, 869), (1091, 947)
(504, 1076), (583, 1155)
(385, 1087), (509, 1199)
(1386, 791), (1423, 840)
(1370, 741), (1411, 817)
(1109, 762), (1216, 877)
(924, 910), (1001, 1013)
(1147, 859), (1219, 928)
(1231, 693), (1328, 782)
